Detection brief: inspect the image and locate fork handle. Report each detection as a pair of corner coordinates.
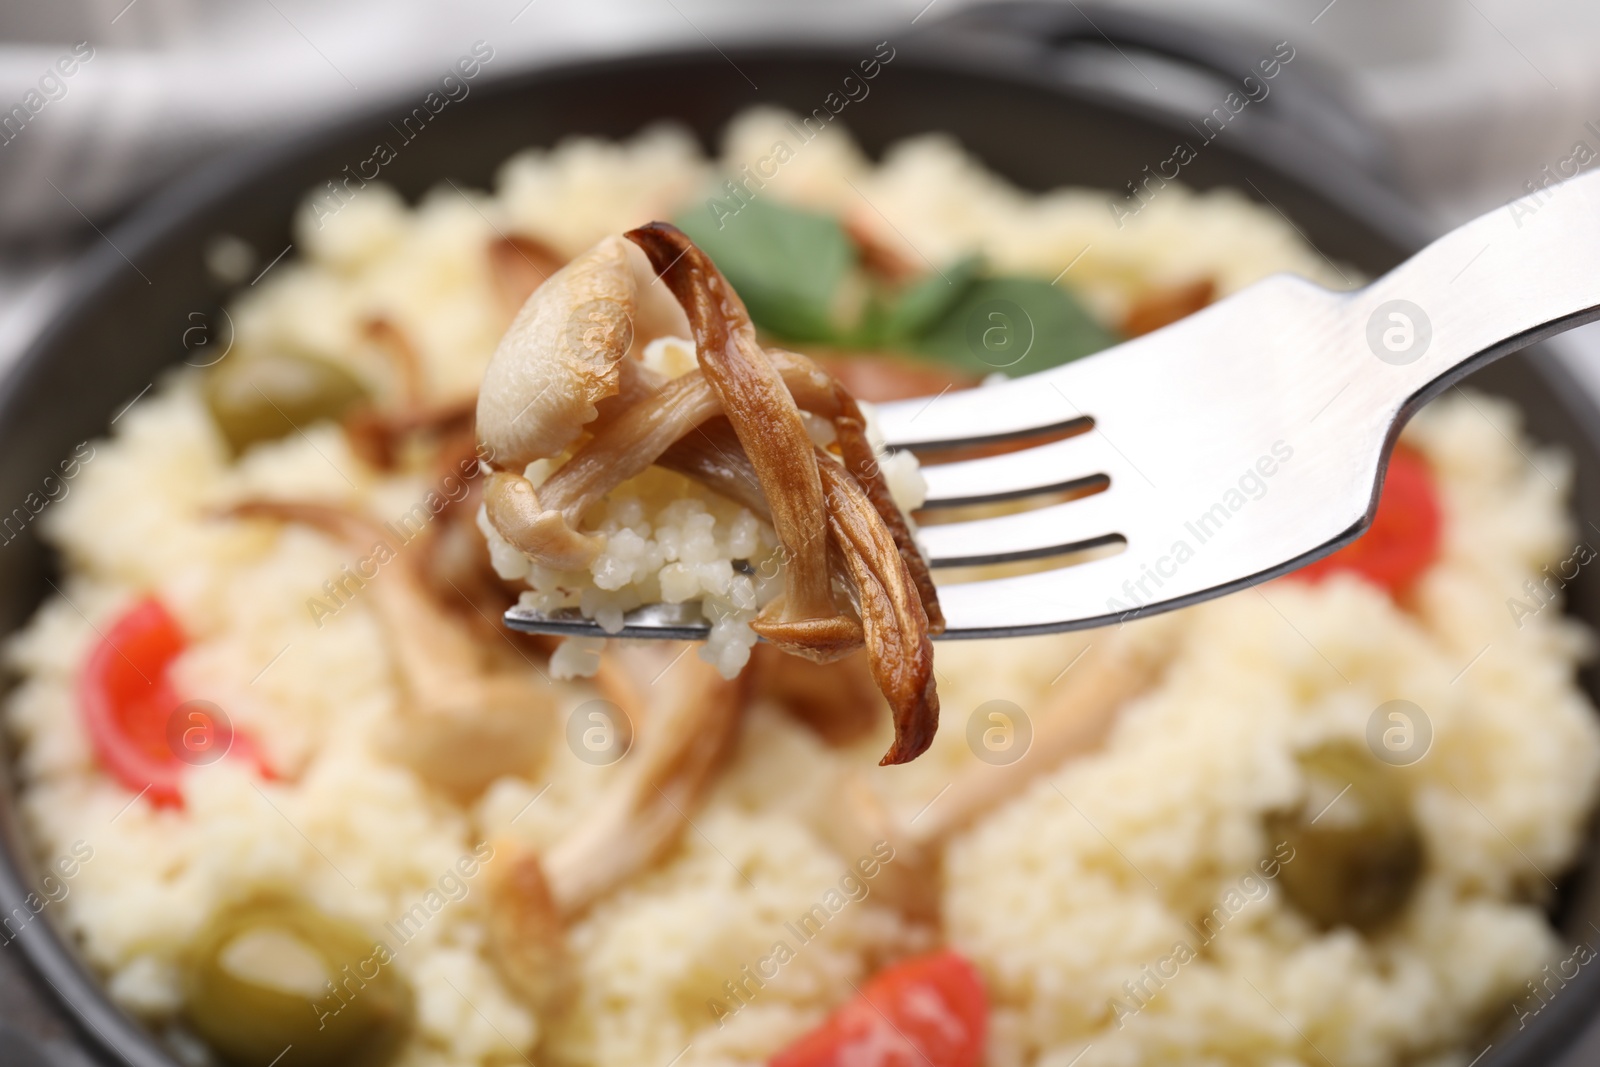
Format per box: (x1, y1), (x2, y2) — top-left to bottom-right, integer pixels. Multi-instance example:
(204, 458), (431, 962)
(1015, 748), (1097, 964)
(1352, 167), (1600, 419)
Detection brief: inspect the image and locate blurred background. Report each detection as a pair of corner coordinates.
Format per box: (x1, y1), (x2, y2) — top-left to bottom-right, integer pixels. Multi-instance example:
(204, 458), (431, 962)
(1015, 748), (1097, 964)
(3, 0), (1600, 1062)
(3, 0), (1600, 374)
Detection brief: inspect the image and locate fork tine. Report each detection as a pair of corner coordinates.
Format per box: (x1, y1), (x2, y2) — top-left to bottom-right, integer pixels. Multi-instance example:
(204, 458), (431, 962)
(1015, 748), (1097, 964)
(932, 554), (1139, 636)
(918, 432), (1126, 506)
(916, 490), (1124, 566)
(505, 601), (713, 640)
(874, 369), (1089, 449)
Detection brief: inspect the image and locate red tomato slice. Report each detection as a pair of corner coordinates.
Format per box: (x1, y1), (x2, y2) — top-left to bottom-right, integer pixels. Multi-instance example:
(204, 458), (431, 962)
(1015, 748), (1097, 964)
(771, 951), (987, 1067)
(1292, 445), (1441, 595)
(79, 597), (264, 807)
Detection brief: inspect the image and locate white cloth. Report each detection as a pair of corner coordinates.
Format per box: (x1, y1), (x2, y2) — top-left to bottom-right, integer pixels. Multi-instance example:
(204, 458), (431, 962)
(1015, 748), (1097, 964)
(0, 0), (905, 236)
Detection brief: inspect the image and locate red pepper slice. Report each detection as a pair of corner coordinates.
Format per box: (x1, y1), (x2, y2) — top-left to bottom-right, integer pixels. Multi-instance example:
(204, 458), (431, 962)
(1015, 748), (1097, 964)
(1292, 444), (1442, 596)
(771, 950), (987, 1067)
(79, 597), (264, 807)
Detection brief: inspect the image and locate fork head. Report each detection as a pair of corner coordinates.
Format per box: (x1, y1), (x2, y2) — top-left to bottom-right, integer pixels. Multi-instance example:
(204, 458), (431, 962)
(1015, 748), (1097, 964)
(850, 272), (1400, 637)
(505, 270), (1402, 641)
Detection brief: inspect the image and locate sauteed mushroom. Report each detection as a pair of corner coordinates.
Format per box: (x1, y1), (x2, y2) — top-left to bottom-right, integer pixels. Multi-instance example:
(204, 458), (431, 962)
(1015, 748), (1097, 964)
(477, 235), (638, 571)
(552, 643), (746, 908)
(750, 644), (883, 745)
(229, 500), (556, 798)
(362, 315), (428, 408)
(486, 643), (745, 1006)
(489, 234), (566, 318)
(809, 631), (1168, 918)
(341, 316), (478, 471)
(905, 636), (1163, 845)
(476, 225), (942, 764)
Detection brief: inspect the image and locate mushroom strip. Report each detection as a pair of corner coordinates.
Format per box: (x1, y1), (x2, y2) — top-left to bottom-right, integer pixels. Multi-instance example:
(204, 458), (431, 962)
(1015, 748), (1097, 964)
(750, 644), (882, 745)
(811, 630), (1169, 917)
(487, 644), (744, 1008)
(345, 396), (477, 471)
(903, 635), (1162, 845)
(522, 368), (726, 525)
(658, 418), (942, 751)
(628, 227), (939, 761)
(547, 644), (745, 908)
(488, 233), (565, 317)
(813, 449), (939, 762)
(625, 223), (844, 653)
(363, 315), (428, 407)
(769, 349), (943, 633)
(343, 317), (476, 470)
(228, 500), (555, 798)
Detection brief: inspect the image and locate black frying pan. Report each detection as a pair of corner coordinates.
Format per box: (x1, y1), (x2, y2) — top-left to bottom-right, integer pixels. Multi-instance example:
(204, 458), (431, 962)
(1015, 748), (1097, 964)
(1, 4), (1597, 1064)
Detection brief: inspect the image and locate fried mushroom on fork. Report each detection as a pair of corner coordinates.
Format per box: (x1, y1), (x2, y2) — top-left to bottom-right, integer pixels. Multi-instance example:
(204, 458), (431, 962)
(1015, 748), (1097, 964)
(476, 224), (943, 765)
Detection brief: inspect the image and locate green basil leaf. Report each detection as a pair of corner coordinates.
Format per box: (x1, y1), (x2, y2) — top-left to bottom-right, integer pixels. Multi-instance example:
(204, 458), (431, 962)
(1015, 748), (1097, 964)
(675, 197), (856, 343)
(867, 255), (983, 345)
(905, 275), (1119, 376)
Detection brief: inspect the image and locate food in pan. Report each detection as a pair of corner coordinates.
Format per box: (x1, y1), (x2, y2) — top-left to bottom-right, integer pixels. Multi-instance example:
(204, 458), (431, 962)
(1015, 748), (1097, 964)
(5, 110), (1598, 1067)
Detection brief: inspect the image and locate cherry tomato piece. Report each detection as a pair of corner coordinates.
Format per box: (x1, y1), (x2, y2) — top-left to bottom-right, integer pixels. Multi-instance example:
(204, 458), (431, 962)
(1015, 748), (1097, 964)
(79, 597), (264, 806)
(771, 950), (987, 1067)
(1292, 445), (1441, 595)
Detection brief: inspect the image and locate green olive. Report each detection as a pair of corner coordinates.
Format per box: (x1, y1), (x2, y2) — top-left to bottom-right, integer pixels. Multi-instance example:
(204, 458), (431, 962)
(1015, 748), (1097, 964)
(1265, 741), (1423, 932)
(204, 349), (367, 454)
(183, 896), (412, 1067)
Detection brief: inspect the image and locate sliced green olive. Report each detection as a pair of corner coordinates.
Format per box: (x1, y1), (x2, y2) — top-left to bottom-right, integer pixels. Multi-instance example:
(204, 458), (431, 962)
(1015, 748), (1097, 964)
(204, 349), (367, 454)
(1265, 741), (1423, 932)
(183, 896), (411, 1067)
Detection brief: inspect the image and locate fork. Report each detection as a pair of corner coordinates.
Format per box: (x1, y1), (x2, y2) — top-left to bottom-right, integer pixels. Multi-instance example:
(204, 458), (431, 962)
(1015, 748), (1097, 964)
(506, 169), (1600, 641)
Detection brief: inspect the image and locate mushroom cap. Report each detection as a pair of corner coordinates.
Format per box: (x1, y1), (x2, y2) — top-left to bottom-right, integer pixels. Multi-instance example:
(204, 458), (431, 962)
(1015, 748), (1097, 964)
(477, 234), (638, 469)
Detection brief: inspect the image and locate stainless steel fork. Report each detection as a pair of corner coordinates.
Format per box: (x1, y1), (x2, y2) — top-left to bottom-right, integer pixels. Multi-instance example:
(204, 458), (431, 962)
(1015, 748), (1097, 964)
(506, 169), (1600, 641)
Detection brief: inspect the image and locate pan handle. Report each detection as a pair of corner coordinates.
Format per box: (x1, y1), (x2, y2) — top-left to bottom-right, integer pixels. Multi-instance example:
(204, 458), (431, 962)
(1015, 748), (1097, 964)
(932, 1), (1394, 185)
